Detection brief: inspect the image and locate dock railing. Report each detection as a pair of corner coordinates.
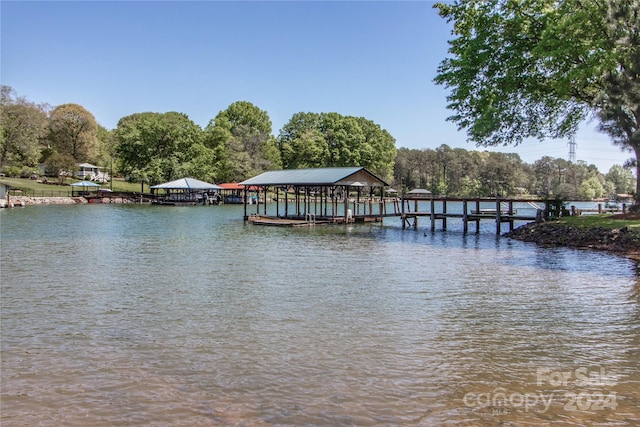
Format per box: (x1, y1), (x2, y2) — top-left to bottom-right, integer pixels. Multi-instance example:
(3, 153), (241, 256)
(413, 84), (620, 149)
(397, 197), (543, 234)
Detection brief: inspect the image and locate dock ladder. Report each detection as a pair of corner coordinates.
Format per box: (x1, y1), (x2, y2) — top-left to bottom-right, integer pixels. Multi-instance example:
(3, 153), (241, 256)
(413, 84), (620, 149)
(306, 213), (316, 225)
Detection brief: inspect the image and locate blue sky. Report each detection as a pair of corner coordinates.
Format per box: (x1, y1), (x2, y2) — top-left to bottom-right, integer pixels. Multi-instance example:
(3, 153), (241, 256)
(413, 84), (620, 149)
(1, 0), (634, 174)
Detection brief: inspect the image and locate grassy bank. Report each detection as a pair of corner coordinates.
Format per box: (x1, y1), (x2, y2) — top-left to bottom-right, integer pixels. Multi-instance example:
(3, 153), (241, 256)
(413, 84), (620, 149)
(554, 213), (640, 232)
(0, 177), (143, 195)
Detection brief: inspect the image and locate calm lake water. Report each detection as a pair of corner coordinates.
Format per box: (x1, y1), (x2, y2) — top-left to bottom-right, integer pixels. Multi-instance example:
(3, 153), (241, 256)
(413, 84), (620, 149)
(1, 204), (639, 426)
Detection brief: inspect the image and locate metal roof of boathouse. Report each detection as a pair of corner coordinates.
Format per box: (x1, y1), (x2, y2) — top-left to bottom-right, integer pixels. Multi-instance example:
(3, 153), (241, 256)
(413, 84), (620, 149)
(150, 177), (223, 190)
(239, 167), (388, 187)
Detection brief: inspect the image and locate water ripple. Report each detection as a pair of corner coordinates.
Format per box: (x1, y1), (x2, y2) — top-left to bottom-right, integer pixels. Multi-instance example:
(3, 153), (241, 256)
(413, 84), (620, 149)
(1, 205), (639, 426)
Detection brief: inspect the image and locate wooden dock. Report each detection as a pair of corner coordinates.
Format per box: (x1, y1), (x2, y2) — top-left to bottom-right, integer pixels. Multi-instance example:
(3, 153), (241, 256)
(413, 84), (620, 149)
(248, 215), (321, 227)
(247, 213), (381, 227)
(238, 168), (632, 233)
(396, 197), (541, 234)
(245, 197), (543, 233)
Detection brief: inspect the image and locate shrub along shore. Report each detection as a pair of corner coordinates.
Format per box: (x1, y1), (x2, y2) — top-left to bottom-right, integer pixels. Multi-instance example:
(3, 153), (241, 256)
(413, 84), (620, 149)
(504, 214), (640, 260)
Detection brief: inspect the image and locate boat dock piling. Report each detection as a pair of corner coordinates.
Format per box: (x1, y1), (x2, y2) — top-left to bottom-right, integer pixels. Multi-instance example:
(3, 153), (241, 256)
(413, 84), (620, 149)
(238, 168), (544, 232)
(246, 195), (543, 233)
(398, 197), (541, 234)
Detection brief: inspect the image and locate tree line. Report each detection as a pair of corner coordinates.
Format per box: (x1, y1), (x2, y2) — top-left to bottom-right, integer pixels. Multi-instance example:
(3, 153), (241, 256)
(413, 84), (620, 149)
(396, 146), (635, 199)
(0, 85), (635, 200)
(433, 0), (640, 205)
(0, 87), (396, 186)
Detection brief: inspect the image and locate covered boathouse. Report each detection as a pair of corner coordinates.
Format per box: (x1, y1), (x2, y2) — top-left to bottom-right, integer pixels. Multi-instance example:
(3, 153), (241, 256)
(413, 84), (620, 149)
(150, 177), (223, 205)
(239, 167), (389, 225)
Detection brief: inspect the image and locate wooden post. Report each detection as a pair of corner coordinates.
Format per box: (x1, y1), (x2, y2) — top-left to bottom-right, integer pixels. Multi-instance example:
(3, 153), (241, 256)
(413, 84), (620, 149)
(306, 188), (310, 217)
(331, 187), (335, 220)
(463, 199), (468, 234)
(401, 195), (406, 229)
(495, 198), (501, 235)
(344, 185), (350, 223)
(430, 198), (435, 231)
(243, 188), (248, 220)
(285, 187), (289, 218)
(324, 187), (328, 217)
(256, 188), (260, 215)
(475, 199), (480, 233)
(509, 200), (514, 231)
(442, 199), (447, 230)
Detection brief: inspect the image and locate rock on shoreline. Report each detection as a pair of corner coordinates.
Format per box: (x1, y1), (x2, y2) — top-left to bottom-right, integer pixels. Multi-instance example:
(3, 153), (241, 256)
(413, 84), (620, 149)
(504, 221), (640, 259)
(10, 196), (87, 205)
(1, 196), (133, 206)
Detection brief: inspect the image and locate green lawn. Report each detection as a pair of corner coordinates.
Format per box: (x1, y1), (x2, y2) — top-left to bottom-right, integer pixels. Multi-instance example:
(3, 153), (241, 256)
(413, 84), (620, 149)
(0, 177), (143, 195)
(555, 214), (640, 232)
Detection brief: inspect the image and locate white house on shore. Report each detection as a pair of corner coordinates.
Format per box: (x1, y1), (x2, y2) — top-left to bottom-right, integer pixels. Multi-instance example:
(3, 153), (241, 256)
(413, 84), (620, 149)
(77, 163), (109, 182)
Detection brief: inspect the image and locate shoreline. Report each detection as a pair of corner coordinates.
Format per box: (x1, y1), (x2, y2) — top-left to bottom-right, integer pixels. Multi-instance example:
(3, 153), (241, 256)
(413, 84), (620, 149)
(504, 221), (640, 261)
(1, 195), (135, 207)
(1, 196), (86, 206)
(4, 196), (639, 261)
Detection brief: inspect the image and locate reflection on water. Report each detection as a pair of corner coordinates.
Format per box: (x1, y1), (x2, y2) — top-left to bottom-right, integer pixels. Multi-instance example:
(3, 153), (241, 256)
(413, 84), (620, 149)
(1, 204), (639, 426)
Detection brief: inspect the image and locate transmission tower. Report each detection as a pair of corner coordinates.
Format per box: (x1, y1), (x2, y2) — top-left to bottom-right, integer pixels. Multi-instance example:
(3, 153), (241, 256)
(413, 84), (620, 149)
(568, 135), (577, 163)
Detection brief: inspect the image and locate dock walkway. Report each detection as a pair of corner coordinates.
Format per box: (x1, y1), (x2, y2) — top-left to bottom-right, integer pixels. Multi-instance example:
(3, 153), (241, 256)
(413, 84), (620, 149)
(246, 197), (544, 234)
(395, 198), (542, 234)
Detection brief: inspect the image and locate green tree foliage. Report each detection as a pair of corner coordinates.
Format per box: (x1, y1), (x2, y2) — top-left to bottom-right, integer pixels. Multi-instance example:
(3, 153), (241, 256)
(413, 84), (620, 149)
(395, 145), (530, 196)
(580, 176), (605, 200)
(532, 157), (604, 199)
(354, 117), (397, 180)
(319, 113), (364, 167)
(0, 86), (49, 169)
(477, 152), (525, 197)
(92, 125), (115, 170)
(394, 145), (613, 199)
(44, 153), (77, 183)
(606, 164), (636, 194)
(278, 112), (328, 169)
(595, 0), (640, 197)
(204, 101), (280, 182)
(278, 112), (396, 181)
(181, 142), (218, 183)
(47, 103), (99, 162)
(114, 112), (205, 185)
(434, 0), (640, 204)
(393, 147), (436, 194)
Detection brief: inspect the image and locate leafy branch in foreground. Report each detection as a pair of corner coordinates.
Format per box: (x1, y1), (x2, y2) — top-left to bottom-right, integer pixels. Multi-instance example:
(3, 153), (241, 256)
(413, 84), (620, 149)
(434, 0), (640, 205)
